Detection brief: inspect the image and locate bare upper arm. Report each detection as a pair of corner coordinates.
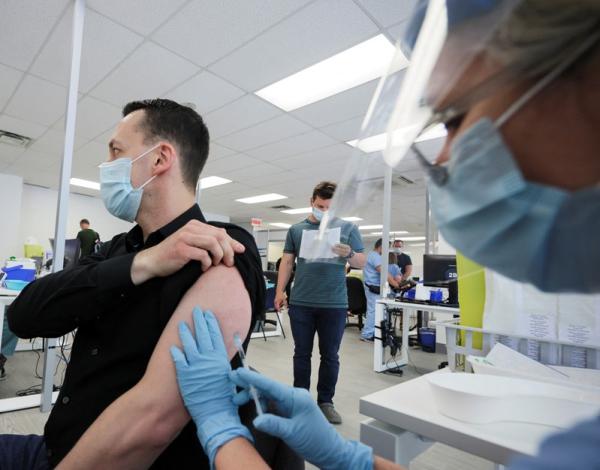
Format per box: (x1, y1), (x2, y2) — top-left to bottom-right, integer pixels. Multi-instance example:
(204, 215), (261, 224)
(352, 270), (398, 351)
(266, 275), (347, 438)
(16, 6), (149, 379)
(282, 252), (295, 265)
(136, 264), (252, 428)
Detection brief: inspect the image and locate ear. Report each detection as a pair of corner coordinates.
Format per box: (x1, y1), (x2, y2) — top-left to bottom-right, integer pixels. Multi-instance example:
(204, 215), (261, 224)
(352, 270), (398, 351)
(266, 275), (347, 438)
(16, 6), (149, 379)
(152, 142), (177, 176)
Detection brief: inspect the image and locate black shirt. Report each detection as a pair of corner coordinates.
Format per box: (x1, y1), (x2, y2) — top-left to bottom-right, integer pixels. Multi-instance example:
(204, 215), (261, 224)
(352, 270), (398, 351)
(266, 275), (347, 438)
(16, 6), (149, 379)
(7, 204), (265, 468)
(396, 252), (413, 275)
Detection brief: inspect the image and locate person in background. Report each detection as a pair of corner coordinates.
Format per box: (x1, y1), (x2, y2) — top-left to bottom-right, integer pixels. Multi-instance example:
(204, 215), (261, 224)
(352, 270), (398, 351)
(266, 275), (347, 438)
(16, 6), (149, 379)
(361, 239), (402, 342)
(274, 181), (365, 425)
(76, 218), (100, 258)
(392, 240), (412, 282)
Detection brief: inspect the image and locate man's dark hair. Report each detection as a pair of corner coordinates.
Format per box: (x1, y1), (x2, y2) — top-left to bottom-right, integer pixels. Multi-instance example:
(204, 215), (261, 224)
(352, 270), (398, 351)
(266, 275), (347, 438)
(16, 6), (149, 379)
(312, 181), (337, 200)
(394, 239), (404, 246)
(80, 219), (89, 225)
(123, 99), (210, 192)
(375, 238), (383, 249)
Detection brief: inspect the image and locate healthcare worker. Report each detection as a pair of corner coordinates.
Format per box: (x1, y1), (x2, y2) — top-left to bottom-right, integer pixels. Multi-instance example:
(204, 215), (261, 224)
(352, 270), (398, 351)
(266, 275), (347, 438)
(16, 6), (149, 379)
(171, 0), (600, 468)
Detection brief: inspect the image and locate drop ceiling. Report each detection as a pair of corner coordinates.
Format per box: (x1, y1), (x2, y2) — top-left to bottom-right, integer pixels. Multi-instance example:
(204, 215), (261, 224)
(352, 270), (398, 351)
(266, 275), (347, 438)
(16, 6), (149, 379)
(0, 0), (441, 234)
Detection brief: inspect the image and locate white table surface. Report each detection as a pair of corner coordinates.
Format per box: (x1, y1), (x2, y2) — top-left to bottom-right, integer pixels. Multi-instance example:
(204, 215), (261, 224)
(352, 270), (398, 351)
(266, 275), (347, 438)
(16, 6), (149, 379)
(360, 369), (559, 465)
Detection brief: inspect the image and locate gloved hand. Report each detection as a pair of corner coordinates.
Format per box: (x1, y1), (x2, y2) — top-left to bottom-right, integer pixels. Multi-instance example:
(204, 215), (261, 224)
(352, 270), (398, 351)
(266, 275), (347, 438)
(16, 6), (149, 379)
(171, 307), (253, 468)
(230, 368), (373, 470)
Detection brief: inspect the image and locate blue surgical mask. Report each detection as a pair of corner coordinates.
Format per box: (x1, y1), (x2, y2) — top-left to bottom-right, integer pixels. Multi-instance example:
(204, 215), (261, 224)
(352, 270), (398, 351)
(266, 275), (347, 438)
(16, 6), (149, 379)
(312, 207), (324, 222)
(428, 117), (600, 293)
(99, 144), (159, 222)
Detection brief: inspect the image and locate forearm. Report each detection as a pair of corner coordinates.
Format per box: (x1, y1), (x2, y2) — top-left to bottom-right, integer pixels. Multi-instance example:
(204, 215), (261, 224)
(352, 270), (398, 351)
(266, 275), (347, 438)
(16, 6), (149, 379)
(374, 455), (406, 470)
(349, 252), (366, 269)
(275, 257), (293, 294)
(387, 273), (399, 289)
(215, 437), (270, 470)
(57, 379), (187, 470)
(402, 265), (413, 281)
(7, 253), (135, 338)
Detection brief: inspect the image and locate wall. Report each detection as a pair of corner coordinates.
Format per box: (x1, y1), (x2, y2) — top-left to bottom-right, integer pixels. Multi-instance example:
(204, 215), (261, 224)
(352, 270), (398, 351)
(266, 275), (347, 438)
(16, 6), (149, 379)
(0, 174), (24, 260)
(18, 184), (230, 254)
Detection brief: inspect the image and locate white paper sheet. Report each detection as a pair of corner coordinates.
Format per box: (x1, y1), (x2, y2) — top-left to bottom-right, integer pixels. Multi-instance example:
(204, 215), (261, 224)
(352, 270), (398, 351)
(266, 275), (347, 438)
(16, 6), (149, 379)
(298, 227), (341, 260)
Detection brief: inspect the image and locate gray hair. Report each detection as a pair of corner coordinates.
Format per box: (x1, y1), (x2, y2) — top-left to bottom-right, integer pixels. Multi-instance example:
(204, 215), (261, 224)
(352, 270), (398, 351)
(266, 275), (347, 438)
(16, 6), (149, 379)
(488, 0), (600, 77)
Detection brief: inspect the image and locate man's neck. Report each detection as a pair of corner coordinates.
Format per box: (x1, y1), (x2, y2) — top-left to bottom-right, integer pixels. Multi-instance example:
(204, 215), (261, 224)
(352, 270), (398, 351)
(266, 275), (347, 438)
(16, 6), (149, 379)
(307, 214), (319, 224)
(137, 191), (196, 240)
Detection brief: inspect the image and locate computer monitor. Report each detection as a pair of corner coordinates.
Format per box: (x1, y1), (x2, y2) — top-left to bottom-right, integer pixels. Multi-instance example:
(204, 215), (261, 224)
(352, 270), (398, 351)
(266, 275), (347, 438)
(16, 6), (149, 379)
(49, 238), (81, 270)
(423, 254), (458, 305)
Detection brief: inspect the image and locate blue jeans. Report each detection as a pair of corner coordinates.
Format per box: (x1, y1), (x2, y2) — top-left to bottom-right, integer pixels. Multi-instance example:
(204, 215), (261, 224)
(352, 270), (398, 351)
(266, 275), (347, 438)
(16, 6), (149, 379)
(288, 305), (347, 404)
(362, 288), (379, 339)
(0, 434), (49, 470)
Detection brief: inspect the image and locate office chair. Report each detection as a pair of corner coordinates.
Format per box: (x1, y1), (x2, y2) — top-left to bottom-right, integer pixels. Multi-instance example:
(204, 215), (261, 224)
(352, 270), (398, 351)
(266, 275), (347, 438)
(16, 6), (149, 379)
(345, 276), (366, 329)
(256, 284), (286, 341)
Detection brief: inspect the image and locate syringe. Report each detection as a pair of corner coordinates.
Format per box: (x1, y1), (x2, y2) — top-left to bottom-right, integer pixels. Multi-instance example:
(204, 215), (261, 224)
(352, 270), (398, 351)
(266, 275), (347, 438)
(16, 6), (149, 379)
(233, 333), (264, 415)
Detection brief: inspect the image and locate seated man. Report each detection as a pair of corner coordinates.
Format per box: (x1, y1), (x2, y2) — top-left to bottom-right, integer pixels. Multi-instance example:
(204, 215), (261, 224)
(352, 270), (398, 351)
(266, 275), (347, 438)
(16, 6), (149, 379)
(4, 99), (265, 469)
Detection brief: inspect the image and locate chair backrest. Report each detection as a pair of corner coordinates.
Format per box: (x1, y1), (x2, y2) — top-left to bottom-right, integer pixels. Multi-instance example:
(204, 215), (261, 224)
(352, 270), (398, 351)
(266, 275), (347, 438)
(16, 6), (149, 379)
(264, 286), (276, 311)
(346, 276), (366, 314)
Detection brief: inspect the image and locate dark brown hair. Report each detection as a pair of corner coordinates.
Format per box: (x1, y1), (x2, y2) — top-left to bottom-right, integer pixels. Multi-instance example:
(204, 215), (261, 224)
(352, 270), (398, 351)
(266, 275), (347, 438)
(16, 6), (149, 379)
(311, 181), (337, 200)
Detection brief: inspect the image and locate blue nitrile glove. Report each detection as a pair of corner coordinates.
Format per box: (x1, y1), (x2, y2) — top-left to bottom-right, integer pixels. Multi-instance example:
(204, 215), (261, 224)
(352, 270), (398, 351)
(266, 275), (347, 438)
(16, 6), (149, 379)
(171, 307), (253, 468)
(230, 368), (373, 470)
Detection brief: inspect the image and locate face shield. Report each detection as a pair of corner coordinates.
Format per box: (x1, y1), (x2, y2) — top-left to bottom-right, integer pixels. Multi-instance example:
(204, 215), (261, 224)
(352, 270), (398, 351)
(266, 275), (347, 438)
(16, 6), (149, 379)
(307, 0), (600, 297)
(306, 0), (522, 264)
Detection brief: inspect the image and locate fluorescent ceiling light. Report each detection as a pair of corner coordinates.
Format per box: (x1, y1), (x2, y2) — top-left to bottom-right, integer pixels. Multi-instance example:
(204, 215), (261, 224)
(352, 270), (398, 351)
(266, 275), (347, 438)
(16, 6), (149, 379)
(407, 243), (425, 247)
(236, 193), (287, 204)
(199, 176), (232, 189)
(402, 236), (426, 241)
(370, 230), (410, 235)
(256, 35), (400, 111)
(270, 222), (291, 229)
(347, 124), (447, 154)
(341, 216), (363, 222)
(70, 178), (99, 190)
(281, 207), (312, 214)
(359, 224), (383, 230)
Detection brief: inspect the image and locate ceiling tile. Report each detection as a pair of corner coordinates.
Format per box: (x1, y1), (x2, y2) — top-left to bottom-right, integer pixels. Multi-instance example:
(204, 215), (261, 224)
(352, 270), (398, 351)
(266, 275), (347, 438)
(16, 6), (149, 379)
(51, 96), (122, 140)
(5, 75), (68, 126)
(273, 143), (352, 170)
(0, 0), (68, 70)
(8, 148), (59, 172)
(356, 0), (417, 28)
(202, 153), (262, 174)
(0, 145), (26, 165)
(152, 0), (310, 68)
(204, 94), (280, 139)
(0, 114), (48, 140)
(29, 129), (86, 156)
(88, 42), (199, 106)
(30, 8), (143, 93)
(88, 0), (189, 36)
(208, 142), (236, 160)
(224, 162), (284, 182)
(210, 0), (379, 91)
(74, 140), (108, 167)
(292, 79), (377, 128)
(246, 129), (337, 162)
(0, 64), (23, 111)
(386, 19), (410, 43)
(165, 71), (245, 115)
(320, 116), (363, 142)
(215, 114), (311, 152)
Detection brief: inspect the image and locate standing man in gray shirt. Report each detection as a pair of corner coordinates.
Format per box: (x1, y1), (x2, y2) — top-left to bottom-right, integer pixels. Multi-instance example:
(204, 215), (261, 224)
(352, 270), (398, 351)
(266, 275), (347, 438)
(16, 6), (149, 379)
(275, 181), (365, 424)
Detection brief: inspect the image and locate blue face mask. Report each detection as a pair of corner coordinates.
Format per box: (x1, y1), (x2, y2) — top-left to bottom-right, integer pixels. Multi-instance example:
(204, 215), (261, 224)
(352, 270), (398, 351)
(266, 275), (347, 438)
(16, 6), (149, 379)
(312, 207), (324, 222)
(428, 117), (600, 293)
(99, 144), (159, 222)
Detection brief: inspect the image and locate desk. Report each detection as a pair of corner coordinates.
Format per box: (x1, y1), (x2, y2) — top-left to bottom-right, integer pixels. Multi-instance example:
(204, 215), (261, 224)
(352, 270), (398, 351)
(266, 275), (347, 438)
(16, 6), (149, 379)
(360, 369), (558, 468)
(374, 299), (459, 372)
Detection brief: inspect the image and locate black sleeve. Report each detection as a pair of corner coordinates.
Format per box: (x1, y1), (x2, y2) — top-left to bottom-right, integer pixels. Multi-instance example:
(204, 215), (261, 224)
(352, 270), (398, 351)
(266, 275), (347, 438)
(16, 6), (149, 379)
(7, 237), (135, 339)
(210, 223), (266, 326)
(405, 254), (413, 265)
